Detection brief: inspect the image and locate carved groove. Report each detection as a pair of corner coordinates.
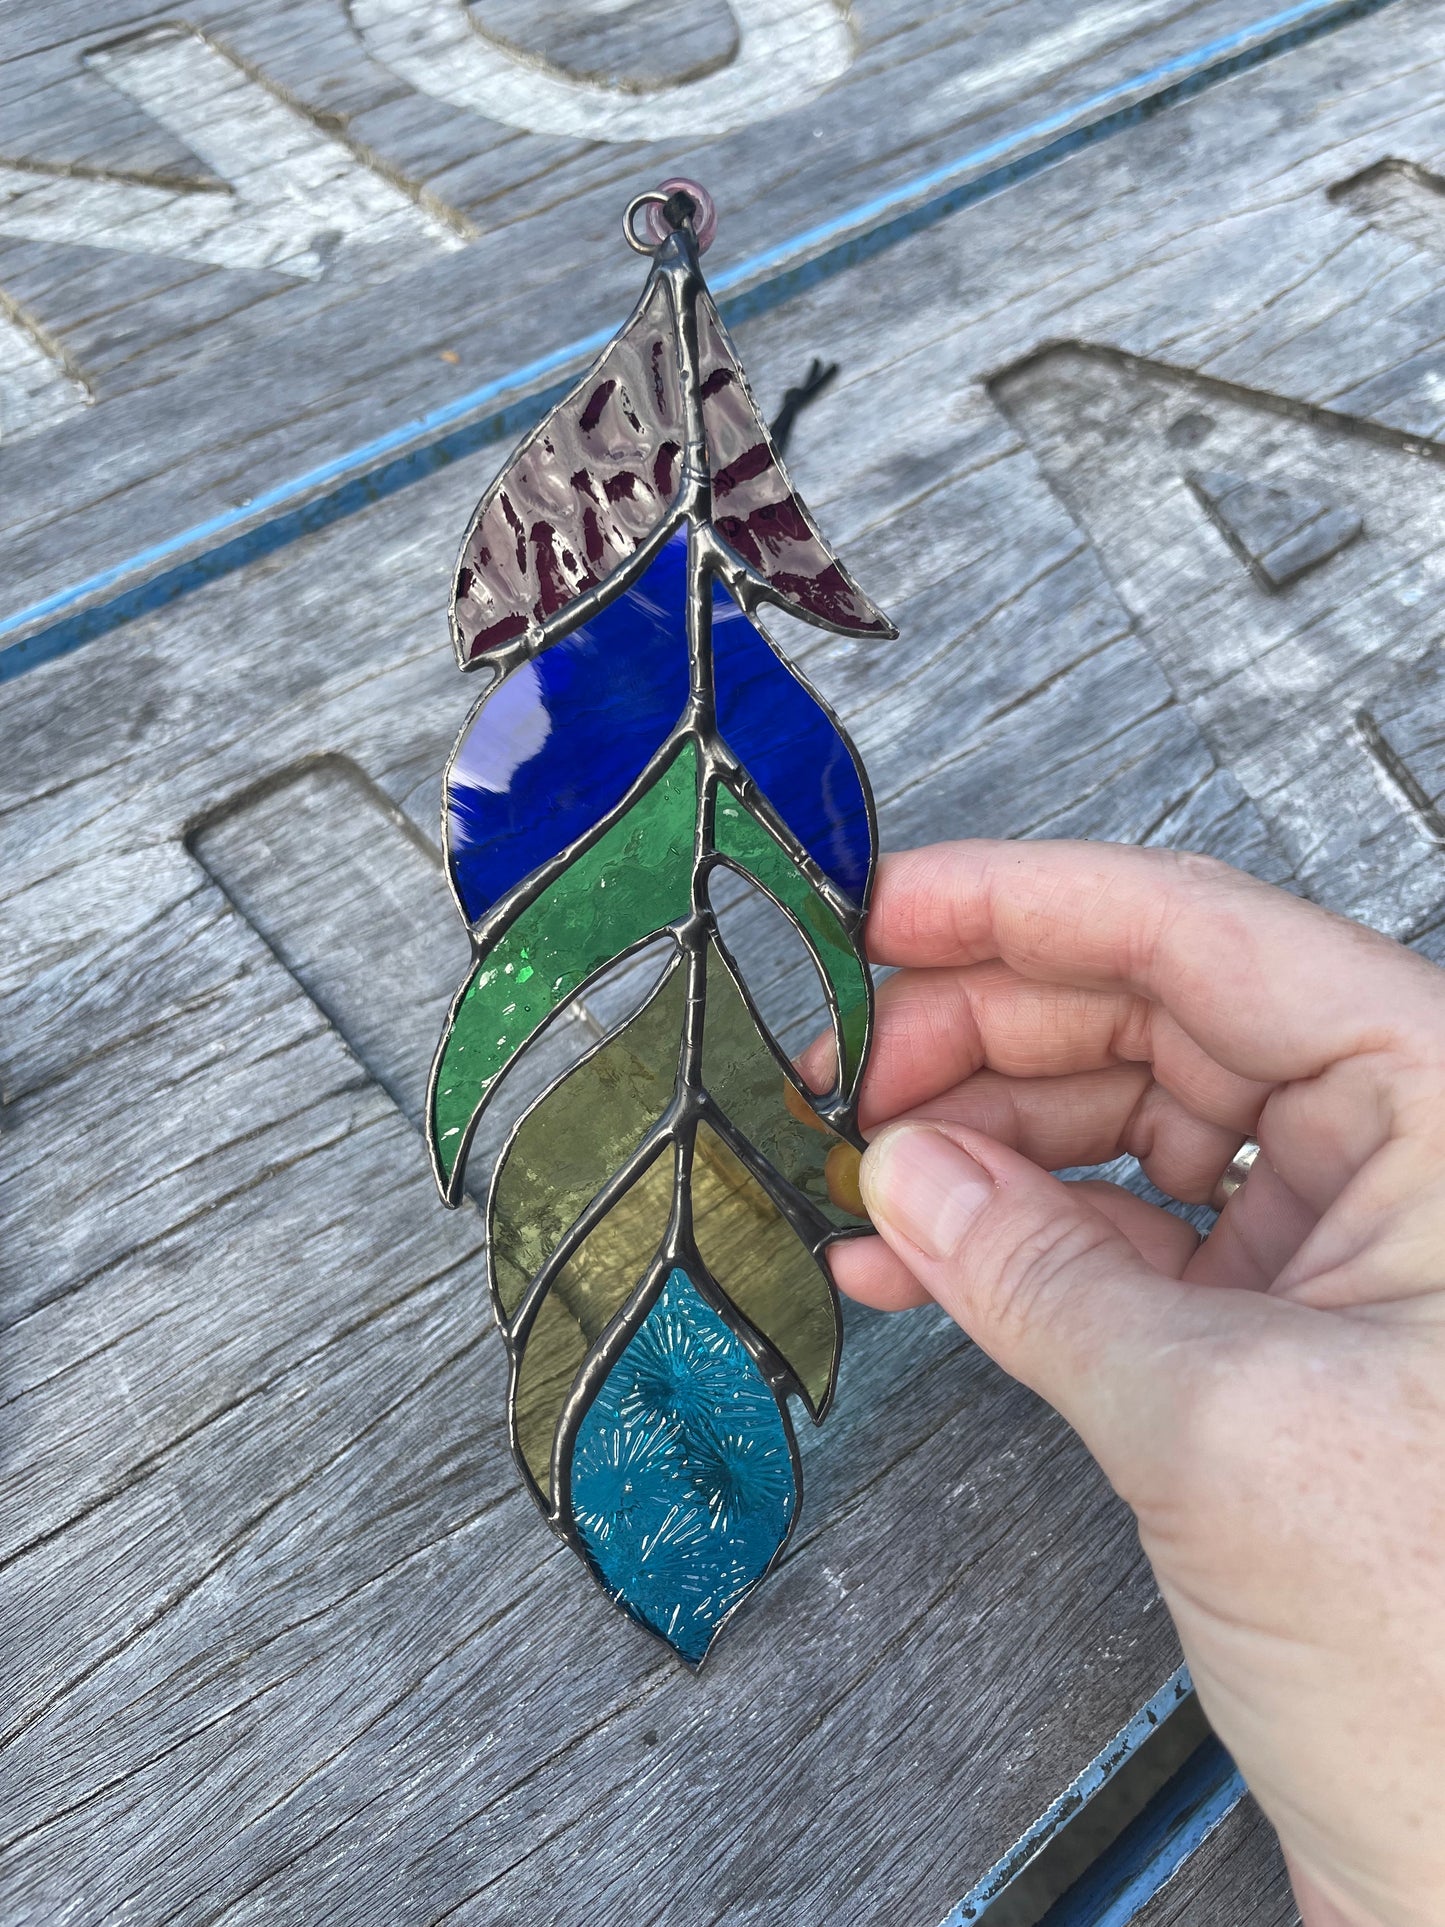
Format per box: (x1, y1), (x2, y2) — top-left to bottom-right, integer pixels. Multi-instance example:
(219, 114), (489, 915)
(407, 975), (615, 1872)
(1355, 709), (1445, 849)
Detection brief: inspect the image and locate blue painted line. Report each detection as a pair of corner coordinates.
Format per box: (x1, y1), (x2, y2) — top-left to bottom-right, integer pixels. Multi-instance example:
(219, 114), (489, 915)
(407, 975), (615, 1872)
(709, 0), (1399, 311)
(0, 380), (575, 681)
(0, 335), (609, 648)
(0, 0), (1404, 685)
(938, 1668), (1197, 1926)
(1039, 1738), (1247, 1927)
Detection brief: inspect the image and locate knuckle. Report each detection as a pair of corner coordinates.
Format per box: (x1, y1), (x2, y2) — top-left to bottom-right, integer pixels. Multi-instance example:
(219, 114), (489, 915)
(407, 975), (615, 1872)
(973, 1204), (1123, 1351)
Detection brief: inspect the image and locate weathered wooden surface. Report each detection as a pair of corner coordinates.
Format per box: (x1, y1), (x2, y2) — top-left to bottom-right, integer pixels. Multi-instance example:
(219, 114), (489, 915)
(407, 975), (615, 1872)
(0, 0), (1338, 613)
(4, 1), (1445, 1921)
(990, 344), (1445, 942)
(0, 341), (1223, 1926)
(1133, 1799), (1298, 1926)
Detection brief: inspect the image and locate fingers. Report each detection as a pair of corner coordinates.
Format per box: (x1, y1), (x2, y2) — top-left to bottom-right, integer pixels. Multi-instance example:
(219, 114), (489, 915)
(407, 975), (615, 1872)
(801, 958), (1271, 1142)
(865, 841), (1445, 1085)
(901, 1068), (1245, 1204)
(830, 1172), (1201, 1312)
(1270, 1128), (1445, 1310)
(852, 962), (1148, 1117)
(826, 1236), (930, 1310)
(854, 1118), (1255, 1496)
(1068, 1180), (1202, 1276)
(1186, 1153), (1320, 1292)
(854, 962), (1269, 1146)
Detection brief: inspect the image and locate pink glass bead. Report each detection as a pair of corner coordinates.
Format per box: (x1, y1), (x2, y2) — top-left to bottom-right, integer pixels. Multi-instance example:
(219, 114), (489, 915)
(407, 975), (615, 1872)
(641, 177), (718, 254)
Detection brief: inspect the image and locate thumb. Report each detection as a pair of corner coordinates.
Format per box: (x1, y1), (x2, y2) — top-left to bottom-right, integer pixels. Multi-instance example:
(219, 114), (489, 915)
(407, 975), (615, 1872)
(858, 1120), (1233, 1496)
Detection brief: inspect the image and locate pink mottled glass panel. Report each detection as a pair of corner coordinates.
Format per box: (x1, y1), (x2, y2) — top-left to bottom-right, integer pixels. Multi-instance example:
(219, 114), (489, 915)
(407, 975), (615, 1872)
(697, 292), (892, 638)
(453, 277), (685, 659)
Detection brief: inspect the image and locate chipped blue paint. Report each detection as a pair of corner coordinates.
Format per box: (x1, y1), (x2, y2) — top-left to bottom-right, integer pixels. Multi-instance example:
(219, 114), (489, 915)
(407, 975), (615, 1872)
(1039, 1738), (1247, 1926)
(938, 1668), (1199, 1926)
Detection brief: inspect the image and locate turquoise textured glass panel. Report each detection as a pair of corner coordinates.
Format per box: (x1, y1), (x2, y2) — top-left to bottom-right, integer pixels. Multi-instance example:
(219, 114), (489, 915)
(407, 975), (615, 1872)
(568, 1267), (796, 1665)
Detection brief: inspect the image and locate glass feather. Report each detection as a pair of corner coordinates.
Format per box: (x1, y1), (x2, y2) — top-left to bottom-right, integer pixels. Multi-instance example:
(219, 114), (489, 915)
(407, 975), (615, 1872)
(426, 190), (896, 1666)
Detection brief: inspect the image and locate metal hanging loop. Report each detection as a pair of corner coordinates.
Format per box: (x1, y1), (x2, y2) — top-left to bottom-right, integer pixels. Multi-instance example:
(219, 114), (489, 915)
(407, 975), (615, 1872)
(623, 178), (718, 256)
(623, 189), (671, 255)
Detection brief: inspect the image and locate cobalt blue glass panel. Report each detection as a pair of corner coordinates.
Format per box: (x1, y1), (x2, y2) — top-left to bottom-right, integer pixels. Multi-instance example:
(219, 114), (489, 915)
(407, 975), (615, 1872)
(713, 587), (871, 905)
(446, 525), (871, 923)
(446, 533), (691, 922)
(569, 1267), (797, 1664)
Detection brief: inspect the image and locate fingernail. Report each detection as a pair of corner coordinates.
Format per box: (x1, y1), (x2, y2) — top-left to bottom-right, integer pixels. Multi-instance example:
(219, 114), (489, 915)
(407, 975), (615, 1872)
(860, 1125), (995, 1260)
(794, 1035), (837, 1095)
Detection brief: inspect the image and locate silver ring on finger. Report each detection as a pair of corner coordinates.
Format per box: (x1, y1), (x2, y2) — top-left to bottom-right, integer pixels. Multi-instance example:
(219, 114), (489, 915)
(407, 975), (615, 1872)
(1218, 1138), (1260, 1202)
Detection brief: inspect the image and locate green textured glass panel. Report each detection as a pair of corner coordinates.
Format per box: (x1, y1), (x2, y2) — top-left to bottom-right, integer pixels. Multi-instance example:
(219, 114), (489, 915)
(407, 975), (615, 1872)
(491, 956), (686, 1320)
(692, 1123), (840, 1420)
(700, 945), (861, 1229)
(432, 744), (698, 1193)
(514, 1151), (675, 1499)
(712, 781), (869, 1097)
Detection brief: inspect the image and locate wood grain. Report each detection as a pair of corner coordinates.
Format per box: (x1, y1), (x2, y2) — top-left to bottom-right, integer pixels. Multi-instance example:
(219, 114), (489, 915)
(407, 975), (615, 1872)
(5, 4), (1445, 1920)
(473, 0), (740, 92)
(0, 0), (1300, 591)
(351, 0), (855, 142)
(990, 343), (1445, 940)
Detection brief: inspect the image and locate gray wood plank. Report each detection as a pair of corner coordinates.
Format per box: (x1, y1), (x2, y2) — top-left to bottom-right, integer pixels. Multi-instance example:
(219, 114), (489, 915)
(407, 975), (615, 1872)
(8, 5), (1445, 1917)
(0, 0), (1314, 612)
(989, 342), (1445, 939)
(473, 0), (740, 89)
(708, 0), (1445, 949)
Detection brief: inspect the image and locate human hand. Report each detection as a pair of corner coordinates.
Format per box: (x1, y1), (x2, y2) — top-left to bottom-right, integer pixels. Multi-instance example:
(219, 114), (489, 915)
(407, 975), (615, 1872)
(822, 841), (1445, 1927)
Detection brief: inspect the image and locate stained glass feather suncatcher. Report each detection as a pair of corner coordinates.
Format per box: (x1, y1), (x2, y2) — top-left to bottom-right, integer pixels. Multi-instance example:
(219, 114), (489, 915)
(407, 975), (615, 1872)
(426, 182), (895, 1667)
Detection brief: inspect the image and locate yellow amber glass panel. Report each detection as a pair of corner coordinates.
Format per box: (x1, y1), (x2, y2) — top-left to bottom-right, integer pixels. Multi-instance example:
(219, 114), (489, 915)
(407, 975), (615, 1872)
(700, 945), (863, 1228)
(513, 1292), (588, 1503)
(691, 1122), (840, 1420)
(512, 1150), (675, 1498)
(491, 953), (685, 1320)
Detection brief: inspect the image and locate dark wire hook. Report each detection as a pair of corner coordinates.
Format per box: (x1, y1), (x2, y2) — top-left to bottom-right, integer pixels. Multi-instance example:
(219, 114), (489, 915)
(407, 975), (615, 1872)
(770, 357), (840, 456)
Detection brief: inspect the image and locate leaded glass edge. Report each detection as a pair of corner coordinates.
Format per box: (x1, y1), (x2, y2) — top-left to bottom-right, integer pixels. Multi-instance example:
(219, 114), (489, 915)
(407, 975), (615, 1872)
(425, 197), (896, 1667)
